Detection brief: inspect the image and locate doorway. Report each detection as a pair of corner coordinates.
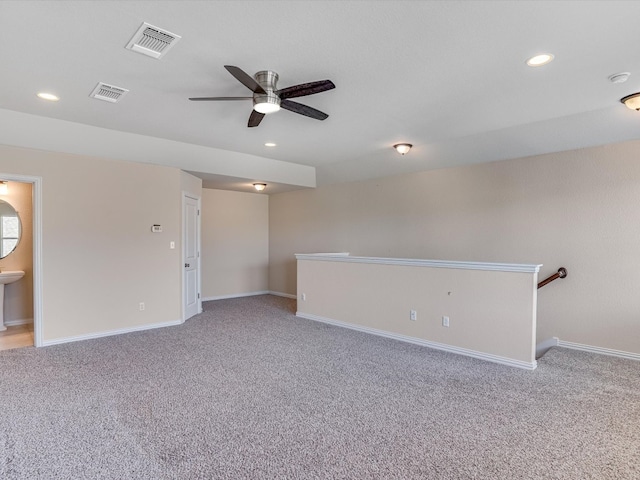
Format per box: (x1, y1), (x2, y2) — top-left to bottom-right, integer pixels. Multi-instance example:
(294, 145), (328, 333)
(0, 174), (42, 349)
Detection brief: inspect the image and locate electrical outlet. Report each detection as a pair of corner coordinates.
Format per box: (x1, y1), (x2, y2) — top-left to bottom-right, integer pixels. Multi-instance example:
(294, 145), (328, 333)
(139, 302), (145, 311)
(301, 293), (306, 301)
(442, 316), (449, 327)
(410, 310), (417, 321)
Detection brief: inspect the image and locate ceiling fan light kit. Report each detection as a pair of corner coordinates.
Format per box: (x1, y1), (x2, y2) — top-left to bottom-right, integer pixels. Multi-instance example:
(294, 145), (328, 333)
(189, 65), (335, 127)
(621, 92), (640, 111)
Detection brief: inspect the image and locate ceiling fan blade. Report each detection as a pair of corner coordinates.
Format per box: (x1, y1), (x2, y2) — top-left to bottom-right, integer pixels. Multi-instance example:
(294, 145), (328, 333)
(248, 110), (265, 128)
(280, 99), (329, 120)
(277, 80), (335, 100)
(189, 97), (252, 101)
(225, 65), (266, 94)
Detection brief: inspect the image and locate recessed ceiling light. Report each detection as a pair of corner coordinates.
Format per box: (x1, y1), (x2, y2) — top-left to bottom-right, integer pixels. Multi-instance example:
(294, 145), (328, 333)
(265, 142), (277, 147)
(37, 92), (59, 101)
(526, 54), (554, 67)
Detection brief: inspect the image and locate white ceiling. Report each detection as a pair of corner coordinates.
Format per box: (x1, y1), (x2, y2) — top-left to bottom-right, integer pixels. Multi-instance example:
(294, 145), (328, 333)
(1, 1), (640, 194)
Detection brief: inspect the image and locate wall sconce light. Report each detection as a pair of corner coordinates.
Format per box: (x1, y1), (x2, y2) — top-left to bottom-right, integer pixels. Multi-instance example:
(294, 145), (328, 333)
(393, 143), (412, 155)
(0, 182), (8, 195)
(253, 183), (267, 191)
(621, 93), (640, 111)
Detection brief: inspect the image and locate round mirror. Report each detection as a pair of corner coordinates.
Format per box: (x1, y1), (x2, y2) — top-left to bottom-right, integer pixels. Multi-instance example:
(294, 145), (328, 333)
(0, 199), (21, 259)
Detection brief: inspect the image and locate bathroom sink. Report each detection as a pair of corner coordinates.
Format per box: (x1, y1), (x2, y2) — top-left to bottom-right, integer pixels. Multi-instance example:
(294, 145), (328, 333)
(0, 271), (25, 331)
(0, 270), (24, 285)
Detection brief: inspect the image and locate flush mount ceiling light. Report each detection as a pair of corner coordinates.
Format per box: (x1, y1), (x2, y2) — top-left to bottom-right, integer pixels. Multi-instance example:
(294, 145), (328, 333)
(526, 53), (554, 67)
(0, 182), (7, 195)
(394, 143), (412, 155)
(253, 183), (267, 191)
(621, 93), (640, 110)
(37, 92), (59, 101)
(264, 142), (277, 147)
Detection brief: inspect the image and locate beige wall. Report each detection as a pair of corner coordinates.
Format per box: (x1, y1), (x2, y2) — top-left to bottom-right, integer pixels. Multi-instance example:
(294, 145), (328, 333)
(201, 189), (269, 298)
(0, 144), (183, 342)
(270, 140), (640, 354)
(180, 170), (203, 199)
(1, 181), (33, 323)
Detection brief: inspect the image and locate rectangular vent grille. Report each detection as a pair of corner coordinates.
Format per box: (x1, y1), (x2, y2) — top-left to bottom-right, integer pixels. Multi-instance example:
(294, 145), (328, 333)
(89, 83), (129, 103)
(126, 22), (181, 59)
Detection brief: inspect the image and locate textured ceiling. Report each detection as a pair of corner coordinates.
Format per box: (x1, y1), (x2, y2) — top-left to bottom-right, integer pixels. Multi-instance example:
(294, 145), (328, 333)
(1, 1), (639, 193)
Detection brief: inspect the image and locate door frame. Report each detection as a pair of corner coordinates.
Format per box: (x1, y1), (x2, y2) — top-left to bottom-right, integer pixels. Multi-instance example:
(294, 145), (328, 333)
(182, 192), (201, 321)
(0, 173), (43, 346)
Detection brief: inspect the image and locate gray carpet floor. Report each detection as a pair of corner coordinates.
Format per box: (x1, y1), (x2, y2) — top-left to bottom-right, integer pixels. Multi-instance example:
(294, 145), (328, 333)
(0, 295), (638, 479)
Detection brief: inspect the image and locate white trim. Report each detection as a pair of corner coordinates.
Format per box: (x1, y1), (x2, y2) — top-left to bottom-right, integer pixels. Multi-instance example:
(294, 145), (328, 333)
(201, 291), (296, 301)
(41, 318), (183, 347)
(295, 253), (542, 273)
(295, 252), (350, 257)
(296, 312), (537, 370)
(4, 318), (33, 327)
(536, 337), (559, 358)
(33, 176), (43, 347)
(197, 196), (202, 314)
(202, 291), (270, 301)
(268, 291), (297, 299)
(557, 339), (640, 361)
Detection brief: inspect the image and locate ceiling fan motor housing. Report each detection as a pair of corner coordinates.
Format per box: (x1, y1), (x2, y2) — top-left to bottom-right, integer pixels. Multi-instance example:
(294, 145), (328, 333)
(253, 70), (281, 113)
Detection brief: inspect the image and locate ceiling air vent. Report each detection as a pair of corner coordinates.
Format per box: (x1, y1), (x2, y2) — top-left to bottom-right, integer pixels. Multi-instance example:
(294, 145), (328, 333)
(125, 22), (181, 59)
(89, 83), (129, 103)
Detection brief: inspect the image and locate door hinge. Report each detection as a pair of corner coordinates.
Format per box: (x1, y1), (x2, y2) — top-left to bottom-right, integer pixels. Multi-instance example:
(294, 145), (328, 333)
(197, 209), (200, 215)
(197, 251), (200, 258)
(197, 293), (200, 299)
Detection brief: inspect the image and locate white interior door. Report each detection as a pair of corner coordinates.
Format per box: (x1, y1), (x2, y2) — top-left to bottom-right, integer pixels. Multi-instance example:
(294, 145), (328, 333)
(183, 195), (200, 320)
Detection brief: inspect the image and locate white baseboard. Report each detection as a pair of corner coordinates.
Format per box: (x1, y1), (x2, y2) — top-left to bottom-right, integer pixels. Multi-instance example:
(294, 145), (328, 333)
(4, 318), (33, 327)
(296, 312), (537, 370)
(557, 339), (640, 361)
(41, 318), (183, 347)
(536, 337), (559, 358)
(202, 291), (270, 301)
(268, 291), (297, 299)
(202, 291), (297, 301)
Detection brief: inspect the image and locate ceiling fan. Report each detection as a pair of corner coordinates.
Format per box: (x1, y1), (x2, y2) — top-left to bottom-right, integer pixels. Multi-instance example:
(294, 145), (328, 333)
(189, 65), (335, 127)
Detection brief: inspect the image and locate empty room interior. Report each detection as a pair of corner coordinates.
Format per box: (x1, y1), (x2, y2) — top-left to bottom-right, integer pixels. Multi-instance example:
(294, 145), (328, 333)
(0, 1), (638, 478)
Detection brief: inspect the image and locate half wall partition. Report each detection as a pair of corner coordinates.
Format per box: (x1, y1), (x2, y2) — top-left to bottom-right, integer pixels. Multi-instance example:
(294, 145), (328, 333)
(296, 253), (541, 370)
